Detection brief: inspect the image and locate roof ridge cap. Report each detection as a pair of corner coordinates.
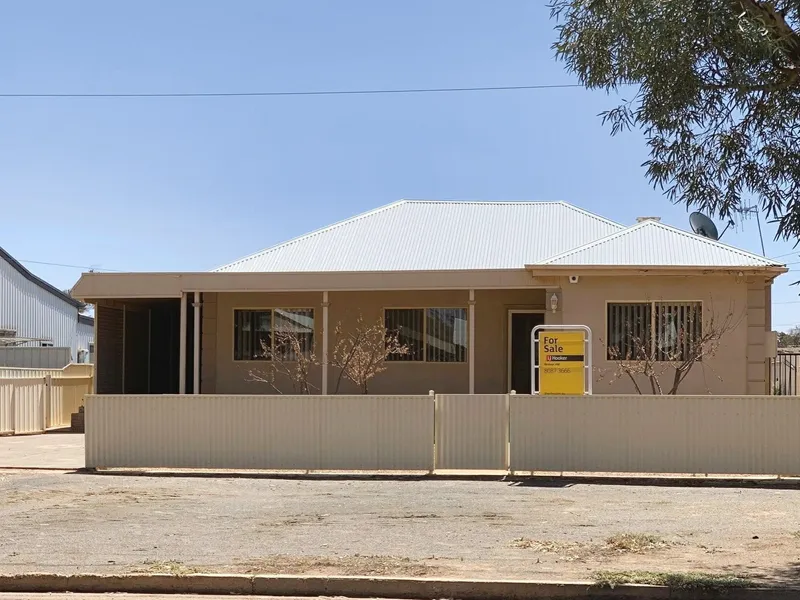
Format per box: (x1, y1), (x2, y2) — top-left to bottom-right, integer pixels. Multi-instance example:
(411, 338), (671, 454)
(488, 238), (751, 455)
(537, 221), (648, 264)
(556, 201), (625, 229)
(538, 219), (782, 267)
(646, 220), (783, 265)
(212, 199), (407, 272)
(400, 199), (564, 205)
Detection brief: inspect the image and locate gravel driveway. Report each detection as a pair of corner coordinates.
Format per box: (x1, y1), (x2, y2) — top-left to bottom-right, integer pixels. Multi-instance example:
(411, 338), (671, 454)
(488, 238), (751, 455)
(1, 471), (799, 585)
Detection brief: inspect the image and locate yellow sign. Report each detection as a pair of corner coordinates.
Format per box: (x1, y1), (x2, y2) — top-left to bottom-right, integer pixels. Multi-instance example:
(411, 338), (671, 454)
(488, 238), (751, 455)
(538, 330), (586, 395)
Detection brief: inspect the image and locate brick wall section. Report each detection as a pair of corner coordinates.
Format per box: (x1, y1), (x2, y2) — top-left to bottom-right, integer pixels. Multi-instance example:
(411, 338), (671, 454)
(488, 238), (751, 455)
(201, 292), (217, 393)
(124, 308), (149, 394)
(747, 278), (768, 395)
(97, 304), (123, 394)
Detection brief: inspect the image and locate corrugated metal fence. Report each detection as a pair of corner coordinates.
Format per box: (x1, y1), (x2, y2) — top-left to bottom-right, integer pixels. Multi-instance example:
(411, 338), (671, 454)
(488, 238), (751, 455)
(0, 347), (72, 369)
(84, 393), (800, 475)
(86, 395), (433, 470)
(770, 351), (800, 395)
(0, 365), (93, 435)
(435, 394), (507, 470)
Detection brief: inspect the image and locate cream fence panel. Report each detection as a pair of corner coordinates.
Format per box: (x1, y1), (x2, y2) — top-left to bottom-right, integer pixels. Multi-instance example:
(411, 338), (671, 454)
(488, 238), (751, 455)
(0, 366), (93, 434)
(510, 395), (800, 475)
(0, 368), (55, 379)
(0, 378), (48, 434)
(435, 394), (508, 470)
(49, 377), (93, 429)
(0, 364), (93, 379)
(0, 380), (14, 434)
(85, 395), (434, 470)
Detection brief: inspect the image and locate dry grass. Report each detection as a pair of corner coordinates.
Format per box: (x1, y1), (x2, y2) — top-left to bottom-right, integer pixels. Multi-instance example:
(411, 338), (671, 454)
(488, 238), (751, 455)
(132, 560), (199, 576)
(604, 533), (670, 553)
(511, 532), (671, 562)
(593, 570), (751, 590)
(510, 538), (590, 562)
(236, 554), (437, 577)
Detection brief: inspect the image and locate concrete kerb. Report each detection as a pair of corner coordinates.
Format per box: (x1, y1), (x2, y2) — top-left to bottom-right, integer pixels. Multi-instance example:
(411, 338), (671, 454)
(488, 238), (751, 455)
(0, 573), (798, 599)
(76, 468), (800, 489)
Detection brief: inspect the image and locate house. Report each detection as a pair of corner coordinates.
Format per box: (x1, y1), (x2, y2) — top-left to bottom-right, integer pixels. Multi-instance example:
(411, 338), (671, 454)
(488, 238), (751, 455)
(71, 200), (786, 396)
(1, 245), (95, 366)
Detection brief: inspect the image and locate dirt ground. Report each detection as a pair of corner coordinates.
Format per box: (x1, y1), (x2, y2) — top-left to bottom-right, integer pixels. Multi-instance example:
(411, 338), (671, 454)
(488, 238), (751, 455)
(1, 470), (799, 586)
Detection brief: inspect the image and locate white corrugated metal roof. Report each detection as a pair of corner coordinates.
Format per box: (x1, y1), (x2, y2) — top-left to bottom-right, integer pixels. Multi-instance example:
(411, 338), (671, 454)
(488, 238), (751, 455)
(536, 219), (783, 268)
(214, 200), (625, 272)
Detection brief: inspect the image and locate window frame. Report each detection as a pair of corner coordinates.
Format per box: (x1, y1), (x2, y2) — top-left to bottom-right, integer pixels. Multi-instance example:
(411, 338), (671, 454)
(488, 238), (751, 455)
(605, 300), (704, 362)
(383, 306), (469, 364)
(232, 307), (316, 362)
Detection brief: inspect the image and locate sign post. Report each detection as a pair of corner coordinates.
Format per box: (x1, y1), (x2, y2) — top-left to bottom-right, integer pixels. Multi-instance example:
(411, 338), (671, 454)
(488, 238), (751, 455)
(531, 325), (592, 395)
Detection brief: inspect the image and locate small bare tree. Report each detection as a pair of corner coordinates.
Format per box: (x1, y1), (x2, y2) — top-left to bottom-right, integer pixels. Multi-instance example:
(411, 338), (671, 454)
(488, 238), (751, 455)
(248, 331), (319, 395)
(330, 314), (409, 394)
(603, 304), (741, 395)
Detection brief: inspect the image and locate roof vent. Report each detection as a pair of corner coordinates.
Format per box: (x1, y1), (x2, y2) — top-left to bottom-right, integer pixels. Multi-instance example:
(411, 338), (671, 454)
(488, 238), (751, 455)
(636, 216), (661, 223)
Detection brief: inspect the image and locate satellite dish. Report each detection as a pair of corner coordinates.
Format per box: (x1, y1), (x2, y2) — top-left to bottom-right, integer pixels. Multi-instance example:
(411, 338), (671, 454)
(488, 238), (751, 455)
(689, 212), (720, 240)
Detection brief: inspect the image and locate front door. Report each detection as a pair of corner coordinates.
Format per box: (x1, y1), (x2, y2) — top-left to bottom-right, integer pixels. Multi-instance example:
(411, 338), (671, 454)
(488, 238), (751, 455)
(509, 312), (545, 394)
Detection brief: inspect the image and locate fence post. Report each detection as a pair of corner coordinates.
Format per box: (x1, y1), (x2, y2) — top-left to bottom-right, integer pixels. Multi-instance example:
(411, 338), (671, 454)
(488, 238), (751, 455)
(10, 381), (16, 434)
(430, 390), (436, 473)
(506, 391), (515, 473)
(44, 375), (52, 431)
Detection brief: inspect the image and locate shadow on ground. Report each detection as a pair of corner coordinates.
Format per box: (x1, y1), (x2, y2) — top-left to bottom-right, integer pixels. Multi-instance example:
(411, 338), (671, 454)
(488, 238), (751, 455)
(67, 468), (800, 490)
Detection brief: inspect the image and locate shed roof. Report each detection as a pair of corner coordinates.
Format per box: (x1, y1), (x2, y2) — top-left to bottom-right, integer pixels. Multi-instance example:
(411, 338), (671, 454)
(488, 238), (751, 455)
(214, 200), (624, 272)
(0, 245), (84, 308)
(536, 219), (783, 268)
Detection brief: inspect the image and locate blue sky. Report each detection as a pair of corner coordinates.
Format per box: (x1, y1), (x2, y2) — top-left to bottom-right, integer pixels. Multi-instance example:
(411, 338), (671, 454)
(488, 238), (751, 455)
(2, 1), (798, 329)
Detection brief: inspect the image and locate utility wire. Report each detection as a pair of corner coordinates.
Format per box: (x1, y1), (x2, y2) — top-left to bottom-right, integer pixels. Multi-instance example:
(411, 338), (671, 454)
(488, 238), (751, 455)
(20, 259), (120, 272)
(0, 83), (583, 99)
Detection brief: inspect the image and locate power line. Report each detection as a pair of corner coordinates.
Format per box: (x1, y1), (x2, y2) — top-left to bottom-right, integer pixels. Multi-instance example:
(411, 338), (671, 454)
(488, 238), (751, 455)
(0, 83), (583, 99)
(20, 259), (120, 272)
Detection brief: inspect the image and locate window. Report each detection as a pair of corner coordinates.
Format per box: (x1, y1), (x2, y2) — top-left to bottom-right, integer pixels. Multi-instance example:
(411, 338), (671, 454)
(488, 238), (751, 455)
(607, 303), (651, 360)
(654, 302), (703, 361)
(607, 302), (702, 361)
(385, 308), (467, 363)
(40, 340), (54, 348)
(234, 309), (314, 361)
(385, 309), (424, 361)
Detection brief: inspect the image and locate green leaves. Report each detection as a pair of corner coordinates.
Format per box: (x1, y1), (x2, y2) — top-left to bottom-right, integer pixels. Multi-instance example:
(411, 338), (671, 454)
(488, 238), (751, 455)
(550, 0), (800, 241)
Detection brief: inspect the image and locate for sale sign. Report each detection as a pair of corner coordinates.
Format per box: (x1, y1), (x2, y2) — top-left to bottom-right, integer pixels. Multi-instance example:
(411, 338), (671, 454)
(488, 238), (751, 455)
(538, 330), (586, 395)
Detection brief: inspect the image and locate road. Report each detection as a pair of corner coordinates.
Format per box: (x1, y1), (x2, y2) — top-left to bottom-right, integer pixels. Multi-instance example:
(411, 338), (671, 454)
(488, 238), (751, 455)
(2, 470), (800, 585)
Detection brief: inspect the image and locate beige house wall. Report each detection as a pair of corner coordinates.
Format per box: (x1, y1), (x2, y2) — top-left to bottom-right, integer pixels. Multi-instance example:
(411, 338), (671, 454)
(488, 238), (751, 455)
(559, 275), (760, 395)
(473, 289), (546, 393)
(329, 290), (469, 395)
(200, 292), (218, 393)
(201, 275), (769, 396)
(211, 291), (325, 395)
(206, 288), (549, 395)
